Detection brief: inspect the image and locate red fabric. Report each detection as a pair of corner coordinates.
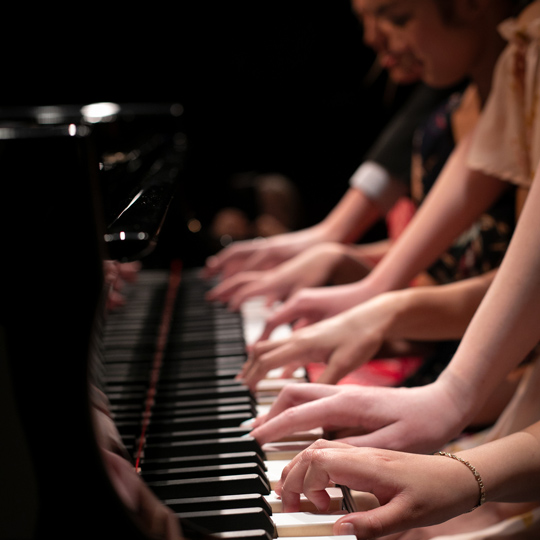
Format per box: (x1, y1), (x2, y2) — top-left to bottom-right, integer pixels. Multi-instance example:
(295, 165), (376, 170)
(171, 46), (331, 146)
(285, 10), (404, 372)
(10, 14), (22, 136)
(306, 357), (423, 387)
(386, 196), (417, 240)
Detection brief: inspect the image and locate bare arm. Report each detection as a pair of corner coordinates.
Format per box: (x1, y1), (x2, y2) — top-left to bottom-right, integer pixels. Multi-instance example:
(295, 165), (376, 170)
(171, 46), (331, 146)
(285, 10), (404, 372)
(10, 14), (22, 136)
(275, 424), (540, 539)
(365, 132), (509, 293)
(260, 133), (510, 335)
(242, 271), (496, 388)
(251, 164), (540, 453)
(203, 187), (383, 278)
(382, 269), (496, 342)
(437, 165), (540, 427)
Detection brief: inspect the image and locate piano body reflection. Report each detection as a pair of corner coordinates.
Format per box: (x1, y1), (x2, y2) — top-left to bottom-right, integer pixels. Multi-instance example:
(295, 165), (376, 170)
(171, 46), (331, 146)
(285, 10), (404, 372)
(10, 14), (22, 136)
(0, 104), (366, 540)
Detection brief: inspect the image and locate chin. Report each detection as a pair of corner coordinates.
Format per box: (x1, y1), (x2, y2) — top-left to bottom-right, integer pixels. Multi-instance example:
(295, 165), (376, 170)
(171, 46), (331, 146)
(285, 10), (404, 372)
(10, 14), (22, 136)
(389, 69), (423, 85)
(422, 72), (464, 89)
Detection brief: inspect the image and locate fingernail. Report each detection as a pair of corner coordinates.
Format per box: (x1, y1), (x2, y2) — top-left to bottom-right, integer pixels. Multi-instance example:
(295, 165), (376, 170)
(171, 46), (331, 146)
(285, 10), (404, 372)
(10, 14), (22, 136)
(338, 522), (356, 536)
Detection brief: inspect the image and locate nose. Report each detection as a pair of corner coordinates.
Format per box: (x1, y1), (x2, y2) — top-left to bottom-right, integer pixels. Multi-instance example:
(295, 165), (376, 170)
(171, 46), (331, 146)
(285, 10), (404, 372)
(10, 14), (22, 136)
(362, 13), (386, 52)
(379, 20), (409, 55)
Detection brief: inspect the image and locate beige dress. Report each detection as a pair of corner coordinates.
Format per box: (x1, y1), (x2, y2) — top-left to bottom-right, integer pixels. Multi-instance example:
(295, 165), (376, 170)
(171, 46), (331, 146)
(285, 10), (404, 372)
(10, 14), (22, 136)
(427, 3), (540, 537)
(468, 0), (540, 214)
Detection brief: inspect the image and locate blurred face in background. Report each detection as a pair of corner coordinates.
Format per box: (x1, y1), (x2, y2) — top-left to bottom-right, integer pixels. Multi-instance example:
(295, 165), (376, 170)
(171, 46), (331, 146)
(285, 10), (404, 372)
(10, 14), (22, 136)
(360, 0), (492, 89)
(352, 0), (424, 84)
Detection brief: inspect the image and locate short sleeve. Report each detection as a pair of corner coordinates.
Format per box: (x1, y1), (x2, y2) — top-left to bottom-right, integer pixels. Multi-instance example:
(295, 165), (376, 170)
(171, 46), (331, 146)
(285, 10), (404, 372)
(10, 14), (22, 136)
(467, 4), (540, 187)
(349, 161), (408, 213)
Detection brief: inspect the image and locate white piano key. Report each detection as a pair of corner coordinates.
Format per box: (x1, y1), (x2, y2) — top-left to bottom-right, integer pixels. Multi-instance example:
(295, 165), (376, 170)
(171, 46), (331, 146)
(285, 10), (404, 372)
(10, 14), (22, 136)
(264, 488), (345, 513)
(266, 367), (305, 379)
(262, 440), (315, 460)
(241, 297), (292, 344)
(264, 459), (289, 487)
(279, 537), (356, 540)
(272, 512), (344, 537)
(255, 378), (302, 393)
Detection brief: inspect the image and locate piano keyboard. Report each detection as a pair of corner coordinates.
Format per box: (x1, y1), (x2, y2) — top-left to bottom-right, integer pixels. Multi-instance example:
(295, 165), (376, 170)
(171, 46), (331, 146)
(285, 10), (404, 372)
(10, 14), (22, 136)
(101, 266), (376, 539)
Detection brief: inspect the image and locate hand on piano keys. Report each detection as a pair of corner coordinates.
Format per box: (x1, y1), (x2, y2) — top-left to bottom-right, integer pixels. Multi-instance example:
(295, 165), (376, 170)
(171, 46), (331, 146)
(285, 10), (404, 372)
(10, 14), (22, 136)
(102, 272), (382, 539)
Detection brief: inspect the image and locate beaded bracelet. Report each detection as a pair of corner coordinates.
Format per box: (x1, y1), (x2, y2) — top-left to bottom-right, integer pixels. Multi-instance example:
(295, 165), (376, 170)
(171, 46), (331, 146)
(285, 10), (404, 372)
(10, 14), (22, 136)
(435, 451), (486, 511)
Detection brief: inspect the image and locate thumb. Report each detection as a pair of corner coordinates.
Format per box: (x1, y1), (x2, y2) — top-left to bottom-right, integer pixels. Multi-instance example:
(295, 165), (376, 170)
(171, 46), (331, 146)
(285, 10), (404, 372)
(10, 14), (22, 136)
(333, 502), (407, 540)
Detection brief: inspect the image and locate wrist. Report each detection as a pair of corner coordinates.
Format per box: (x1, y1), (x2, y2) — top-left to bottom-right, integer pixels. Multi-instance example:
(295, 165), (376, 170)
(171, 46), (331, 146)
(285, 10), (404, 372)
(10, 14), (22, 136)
(434, 368), (478, 429)
(361, 292), (403, 342)
(435, 451), (485, 512)
(374, 290), (414, 341)
(310, 221), (339, 243)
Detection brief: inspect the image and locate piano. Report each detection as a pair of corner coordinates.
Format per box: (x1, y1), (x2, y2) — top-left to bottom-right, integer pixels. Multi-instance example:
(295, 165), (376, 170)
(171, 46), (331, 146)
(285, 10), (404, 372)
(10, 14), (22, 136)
(0, 103), (370, 539)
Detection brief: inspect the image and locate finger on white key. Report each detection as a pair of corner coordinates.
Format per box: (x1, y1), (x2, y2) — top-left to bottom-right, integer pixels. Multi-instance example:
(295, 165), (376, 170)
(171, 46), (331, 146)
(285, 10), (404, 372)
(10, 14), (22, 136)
(256, 378), (302, 394)
(279, 537), (356, 540)
(265, 367), (305, 380)
(348, 490), (380, 512)
(265, 460), (292, 489)
(272, 512), (344, 537)
(265, 487), (345, 513)
(262, 440), (314, 461)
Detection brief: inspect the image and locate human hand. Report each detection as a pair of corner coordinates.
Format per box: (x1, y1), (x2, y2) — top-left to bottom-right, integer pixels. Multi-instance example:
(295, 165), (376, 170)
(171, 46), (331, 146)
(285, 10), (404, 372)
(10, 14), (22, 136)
(250, 379), (469, 453)
(238, 298), (391, 388)
(202, 229), (320, 280)
(275, 439), (479, 540)
(258, 279), (376, 340)
(205, 243), (359, 310)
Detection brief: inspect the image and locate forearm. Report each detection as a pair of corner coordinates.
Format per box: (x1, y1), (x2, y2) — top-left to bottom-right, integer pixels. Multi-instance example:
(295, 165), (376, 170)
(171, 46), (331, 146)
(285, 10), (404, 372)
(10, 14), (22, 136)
(380, 270), (496, 342)
(343, 240), (392, 263)
(315, 187), (383, 244)
(458, 422), (540, 503)
(438, 165), (540, 425)
(364, 134), (508, 295)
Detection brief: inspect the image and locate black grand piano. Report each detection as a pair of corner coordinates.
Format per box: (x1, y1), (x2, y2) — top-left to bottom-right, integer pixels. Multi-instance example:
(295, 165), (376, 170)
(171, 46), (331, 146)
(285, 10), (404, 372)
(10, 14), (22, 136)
(0, 103), (279, 540)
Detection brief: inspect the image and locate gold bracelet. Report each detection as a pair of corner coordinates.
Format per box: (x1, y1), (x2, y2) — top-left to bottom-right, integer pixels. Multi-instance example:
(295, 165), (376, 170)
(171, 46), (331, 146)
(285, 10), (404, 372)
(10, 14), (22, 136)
(435, 451), (486, 511)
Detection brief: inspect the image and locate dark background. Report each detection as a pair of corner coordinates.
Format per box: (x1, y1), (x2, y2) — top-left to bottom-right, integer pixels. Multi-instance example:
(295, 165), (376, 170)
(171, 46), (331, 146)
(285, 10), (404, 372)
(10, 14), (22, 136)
(3, 1), (413, 266)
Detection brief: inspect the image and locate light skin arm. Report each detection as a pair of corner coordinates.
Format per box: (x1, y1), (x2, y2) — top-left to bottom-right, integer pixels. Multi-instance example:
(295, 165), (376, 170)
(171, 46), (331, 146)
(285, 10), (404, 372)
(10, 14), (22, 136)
(240, 270), (496, 388)
(260, 133), (510, 338)
(205, 240), (384, 309)
(436, 171), (540, 428)
(202, 187), (383, 279)
(275, 424), (540, 539)
(251, 164), (540, 452)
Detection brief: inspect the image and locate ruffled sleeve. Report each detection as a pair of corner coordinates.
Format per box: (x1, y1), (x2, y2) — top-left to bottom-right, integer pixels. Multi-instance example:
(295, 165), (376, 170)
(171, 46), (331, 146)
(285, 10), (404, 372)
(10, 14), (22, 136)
(467, 2), (540, 187)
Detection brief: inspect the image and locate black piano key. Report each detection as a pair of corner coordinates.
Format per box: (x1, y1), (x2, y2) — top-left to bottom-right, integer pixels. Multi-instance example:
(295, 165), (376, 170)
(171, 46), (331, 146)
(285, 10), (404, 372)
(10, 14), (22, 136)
(106, 390), (148, 405)
(140, 451), (266, 472)
(141, 462), (267, 483)
(151, 395), (257, 415)
(168, 328), (245, 344)
(143, 436), (265, 460)
(113, 403), (256, 423)
(156, 378), (248, 392)
(161, 355), (247, 372)
(212, 530), (273, 540)
(162, 342), (248, 360)
(165, 493), (272, 514)
(158, 368), (241, 383)
(147, 473), (271, 499)
(152, 385), (254, 402)
(144, 426), (252, 443)
(176, 508), (276, 537)
(144, 412), (253, 432)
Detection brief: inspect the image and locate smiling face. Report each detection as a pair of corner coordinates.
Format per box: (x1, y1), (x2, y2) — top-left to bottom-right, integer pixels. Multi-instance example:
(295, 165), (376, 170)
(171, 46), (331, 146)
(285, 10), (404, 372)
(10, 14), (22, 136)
(359, 0), (489, 88)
